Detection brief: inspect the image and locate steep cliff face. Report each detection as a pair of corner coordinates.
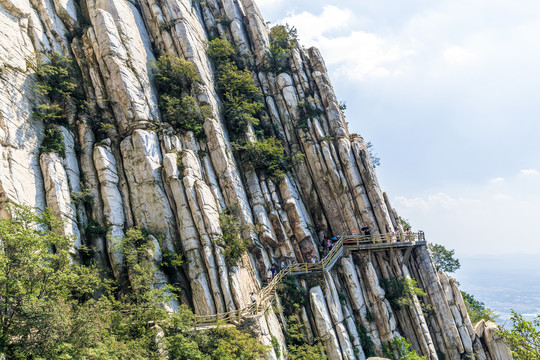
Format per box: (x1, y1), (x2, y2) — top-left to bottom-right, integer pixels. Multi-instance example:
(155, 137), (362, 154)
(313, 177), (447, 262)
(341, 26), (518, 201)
(0, 0), (511, 359)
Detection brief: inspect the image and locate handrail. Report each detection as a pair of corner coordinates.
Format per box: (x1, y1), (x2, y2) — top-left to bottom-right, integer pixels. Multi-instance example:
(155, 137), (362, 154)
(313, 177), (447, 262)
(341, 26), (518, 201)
(193, 232), (425, 326)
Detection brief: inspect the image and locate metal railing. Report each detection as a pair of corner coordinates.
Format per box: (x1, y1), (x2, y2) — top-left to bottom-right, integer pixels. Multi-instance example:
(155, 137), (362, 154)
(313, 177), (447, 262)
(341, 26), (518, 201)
(193, 232), (425, 326)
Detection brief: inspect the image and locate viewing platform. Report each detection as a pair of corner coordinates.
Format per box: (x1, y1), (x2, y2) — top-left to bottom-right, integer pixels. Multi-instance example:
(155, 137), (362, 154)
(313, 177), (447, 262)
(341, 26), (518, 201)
(193, 232), (427, 326)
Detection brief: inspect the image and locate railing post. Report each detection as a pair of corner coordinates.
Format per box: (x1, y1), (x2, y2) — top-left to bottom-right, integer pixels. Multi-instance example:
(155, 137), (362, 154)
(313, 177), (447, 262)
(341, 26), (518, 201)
(305, 262), (308, 273)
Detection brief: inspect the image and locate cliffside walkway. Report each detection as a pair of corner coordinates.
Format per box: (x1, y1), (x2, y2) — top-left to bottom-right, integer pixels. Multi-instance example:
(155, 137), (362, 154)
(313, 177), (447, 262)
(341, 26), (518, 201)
(193, 232), (427, 326)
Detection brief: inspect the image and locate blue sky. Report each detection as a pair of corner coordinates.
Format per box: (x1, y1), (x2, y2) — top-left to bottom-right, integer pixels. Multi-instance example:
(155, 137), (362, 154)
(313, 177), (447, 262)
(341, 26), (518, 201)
(256, 0), (540, 257)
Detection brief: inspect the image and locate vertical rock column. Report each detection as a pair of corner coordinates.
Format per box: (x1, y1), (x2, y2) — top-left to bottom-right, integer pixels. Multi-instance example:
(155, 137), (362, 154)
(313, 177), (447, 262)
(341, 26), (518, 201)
(413, 246), (464, 359)
(40, 149), (81, 253)
(93, 142), (126, 278)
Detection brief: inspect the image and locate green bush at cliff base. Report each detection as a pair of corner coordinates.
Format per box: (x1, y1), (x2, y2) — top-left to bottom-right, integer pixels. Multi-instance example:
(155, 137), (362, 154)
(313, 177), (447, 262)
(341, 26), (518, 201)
(383, 337), (426, 360)
(0, 205), (267, 359)
(285, 315), (327, 360)
(497, 310), (540, 360)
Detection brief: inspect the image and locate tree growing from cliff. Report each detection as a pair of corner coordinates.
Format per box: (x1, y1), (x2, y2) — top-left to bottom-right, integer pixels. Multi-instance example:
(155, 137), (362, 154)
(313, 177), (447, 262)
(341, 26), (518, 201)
(498, 310), (540, 359)
(218, 209), (249, 268)
(152, 54), (208, 139)
(30, 53), (84, 156)
(266, 24), (298, 73)
(428, 243), (460, 273)
(383, 337), (426, 360)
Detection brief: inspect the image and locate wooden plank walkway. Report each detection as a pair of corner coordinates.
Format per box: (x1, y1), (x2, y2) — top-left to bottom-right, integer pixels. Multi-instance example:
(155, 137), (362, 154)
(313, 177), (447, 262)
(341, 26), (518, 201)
(193, 232), (426, 326)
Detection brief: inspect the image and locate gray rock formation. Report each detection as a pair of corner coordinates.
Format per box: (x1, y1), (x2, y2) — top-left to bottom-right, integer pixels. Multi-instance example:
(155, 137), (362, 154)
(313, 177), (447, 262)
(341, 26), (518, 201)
(0, 0), (511, 359)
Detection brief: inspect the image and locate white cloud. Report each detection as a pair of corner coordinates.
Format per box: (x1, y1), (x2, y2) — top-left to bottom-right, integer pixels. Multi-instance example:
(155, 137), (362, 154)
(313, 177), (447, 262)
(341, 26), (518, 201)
(393, 170), (540, 255)
(490, 177), (505, 183)
(443, 46), (477, 65)
(395, 192), (474, 210)
(492, 194), (514, 201)
(281, 6), (354, 43)
(279, 6), (415, 80)
(521, 169), (539, 176)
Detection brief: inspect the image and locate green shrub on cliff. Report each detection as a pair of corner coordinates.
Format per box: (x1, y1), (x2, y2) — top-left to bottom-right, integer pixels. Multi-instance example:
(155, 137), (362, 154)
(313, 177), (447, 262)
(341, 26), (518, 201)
(266, 24), (298, 73)
(381, 277), (426, 309)
(160, 94), (206, 139)
(152, 54), (208, 139)
(238, 137), (287, 183)
(40, 126), (66, 155)
(497, 310), (540, 360)
(218, 208), (249, 268)
(208, 38), (263, 138)
(383, 337), (426, 360)
(31, 52), (82, 105)
(30, 53), (83, 156)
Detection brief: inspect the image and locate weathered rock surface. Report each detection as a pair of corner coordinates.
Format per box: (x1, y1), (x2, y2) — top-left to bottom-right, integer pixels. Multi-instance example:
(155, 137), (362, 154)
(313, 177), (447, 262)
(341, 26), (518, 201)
(0, 0), (509, 359)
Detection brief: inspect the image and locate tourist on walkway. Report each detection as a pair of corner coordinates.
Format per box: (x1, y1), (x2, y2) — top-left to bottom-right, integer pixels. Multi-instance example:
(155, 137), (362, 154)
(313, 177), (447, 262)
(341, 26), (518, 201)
(266, 269), (273, 283)
(250, 292), (256, 304)
(362, 226), (371, 241)
(271, 264), (277, 277)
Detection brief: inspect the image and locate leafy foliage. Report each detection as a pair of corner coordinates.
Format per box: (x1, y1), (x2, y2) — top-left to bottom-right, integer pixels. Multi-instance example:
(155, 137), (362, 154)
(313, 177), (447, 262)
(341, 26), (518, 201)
(31, 52), (82, 105)
(0, 205), (105, 358)
(381, 277), (427, 310)
(30, 53), (83, 156)
(238, 137), (287, 183)
(400, 217), (411, 231)
(207, 37), (236, 65)
(297, 99), (323, 131)
(383, 337), (426, 360)
(357, 325), (376, 357)
(366, 141), (381, 168)
(266, 24), (298, 73)
(428, 243), (461, 273)
(160, 94), (206, 139)
(285, 315), (327, 360)
(208, 38), (263, 139)
(32, 103), (65, 126)
(218, 209), (249, 268)
(152, 54), (208, 139)
(153, 54), (200, 94)
(40, 126), (66, 155)
(0, 205), (268, 359)
(277, 277), (309, 315)
(497, 310), (540, 360)
(461, 291), (496, 325)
